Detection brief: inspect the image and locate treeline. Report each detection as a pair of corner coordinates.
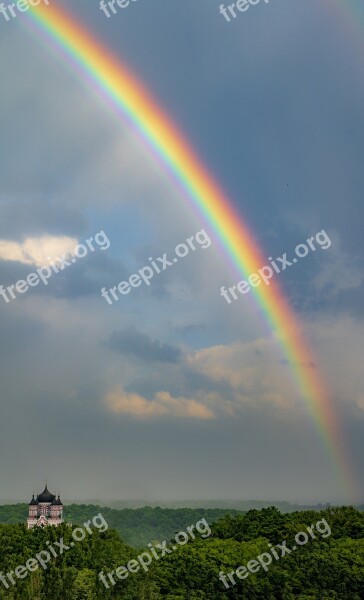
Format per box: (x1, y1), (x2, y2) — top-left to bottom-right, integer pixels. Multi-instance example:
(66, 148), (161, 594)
(0, 505), (242, 548)
(0, 506), (363, 598)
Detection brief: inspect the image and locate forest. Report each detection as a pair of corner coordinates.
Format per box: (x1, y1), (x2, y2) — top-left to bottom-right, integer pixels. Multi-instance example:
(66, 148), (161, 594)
(0, 505), (242, 549)
(0, 505), (362, 598)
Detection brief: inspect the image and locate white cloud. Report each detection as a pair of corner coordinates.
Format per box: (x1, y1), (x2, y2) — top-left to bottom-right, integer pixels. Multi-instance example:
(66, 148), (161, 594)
(102, 336), (303, 425)
(105, 387), (216, 420)
(0, 236), (78, 267)
(187, 338), (298, 412)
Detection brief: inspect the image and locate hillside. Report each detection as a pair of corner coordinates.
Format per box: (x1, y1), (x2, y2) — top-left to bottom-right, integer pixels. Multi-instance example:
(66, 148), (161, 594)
(0, 504), (243, 548)
(0, 506), (362, 598)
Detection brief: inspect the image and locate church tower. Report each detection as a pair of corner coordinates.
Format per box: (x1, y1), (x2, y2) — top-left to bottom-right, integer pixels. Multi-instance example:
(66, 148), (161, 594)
(27, 484), (63, 529)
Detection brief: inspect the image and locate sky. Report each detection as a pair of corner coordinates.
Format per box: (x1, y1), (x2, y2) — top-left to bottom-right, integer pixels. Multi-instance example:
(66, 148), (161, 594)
(0, 0), (363, 504)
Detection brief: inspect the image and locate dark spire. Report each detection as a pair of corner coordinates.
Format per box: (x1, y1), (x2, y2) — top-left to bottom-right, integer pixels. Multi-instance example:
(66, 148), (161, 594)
(37, 484), (56, 503)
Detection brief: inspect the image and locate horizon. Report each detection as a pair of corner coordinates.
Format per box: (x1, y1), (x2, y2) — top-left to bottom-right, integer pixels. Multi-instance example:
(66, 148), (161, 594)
(1, 496), (362, 507)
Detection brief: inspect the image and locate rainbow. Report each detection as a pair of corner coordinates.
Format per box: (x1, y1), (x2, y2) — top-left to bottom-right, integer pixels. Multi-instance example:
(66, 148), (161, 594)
(23, 2), (357, 498)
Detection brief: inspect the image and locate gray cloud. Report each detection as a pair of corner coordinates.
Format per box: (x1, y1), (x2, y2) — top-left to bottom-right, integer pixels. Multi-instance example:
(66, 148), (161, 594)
(108, 327), (183, 363)
(125, 361), (235, 401)
(0, 250), (127, 302)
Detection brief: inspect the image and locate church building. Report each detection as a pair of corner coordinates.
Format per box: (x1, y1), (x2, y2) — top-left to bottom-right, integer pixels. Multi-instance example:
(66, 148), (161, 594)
(27, 484), (63, 529)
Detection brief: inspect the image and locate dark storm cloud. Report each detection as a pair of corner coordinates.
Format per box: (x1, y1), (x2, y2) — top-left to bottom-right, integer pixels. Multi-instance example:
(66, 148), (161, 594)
(47, 252), (130, 300)
(108, 326), (182, 363)
(0, 259), (30, 286)
(288, 276), (364, 320)
(124, 358), (236, 401)
(0, 251), (128, 302)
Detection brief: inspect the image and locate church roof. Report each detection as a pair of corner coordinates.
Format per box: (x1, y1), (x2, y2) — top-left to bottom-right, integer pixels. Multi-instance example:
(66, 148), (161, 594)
(29, 494), (38, 506)
(37, 485), (56, 503)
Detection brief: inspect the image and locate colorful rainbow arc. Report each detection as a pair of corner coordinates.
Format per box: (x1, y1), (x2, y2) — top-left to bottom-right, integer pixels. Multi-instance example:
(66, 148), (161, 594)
(24, 3), (357, 498)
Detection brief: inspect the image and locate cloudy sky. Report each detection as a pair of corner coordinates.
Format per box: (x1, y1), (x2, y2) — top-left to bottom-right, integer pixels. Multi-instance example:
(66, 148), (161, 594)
(0, 0), (363, 504)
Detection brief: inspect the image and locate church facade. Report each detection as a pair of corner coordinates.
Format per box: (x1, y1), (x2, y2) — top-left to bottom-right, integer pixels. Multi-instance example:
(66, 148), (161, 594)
(27, 484), (63, 529)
